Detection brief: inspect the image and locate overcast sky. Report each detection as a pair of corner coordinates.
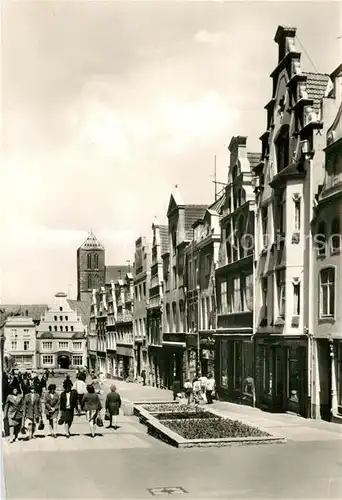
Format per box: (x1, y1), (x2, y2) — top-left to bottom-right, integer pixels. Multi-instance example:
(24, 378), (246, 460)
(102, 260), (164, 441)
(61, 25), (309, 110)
(1, 0), (341, 303)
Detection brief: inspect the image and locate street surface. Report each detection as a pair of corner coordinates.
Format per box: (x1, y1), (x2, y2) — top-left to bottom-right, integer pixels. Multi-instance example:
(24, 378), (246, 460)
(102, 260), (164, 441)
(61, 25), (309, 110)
(3, 375), (342, 499)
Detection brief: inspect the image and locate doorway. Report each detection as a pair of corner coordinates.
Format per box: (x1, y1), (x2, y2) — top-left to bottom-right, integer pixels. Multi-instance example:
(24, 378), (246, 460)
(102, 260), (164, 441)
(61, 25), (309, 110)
(58, 354), (71, 369)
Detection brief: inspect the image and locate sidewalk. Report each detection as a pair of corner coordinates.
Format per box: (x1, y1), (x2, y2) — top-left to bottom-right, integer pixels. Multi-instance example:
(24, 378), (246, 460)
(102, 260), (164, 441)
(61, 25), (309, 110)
(107, 379), (342, 443)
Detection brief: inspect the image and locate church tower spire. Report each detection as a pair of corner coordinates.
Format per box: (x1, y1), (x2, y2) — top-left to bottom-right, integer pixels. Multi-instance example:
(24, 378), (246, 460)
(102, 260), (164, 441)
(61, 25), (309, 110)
(77, 231), (105, 301)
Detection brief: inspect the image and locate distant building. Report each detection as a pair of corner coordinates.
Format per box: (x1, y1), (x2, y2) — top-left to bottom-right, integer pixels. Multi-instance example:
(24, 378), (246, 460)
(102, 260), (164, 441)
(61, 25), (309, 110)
(77, 232), (105, 301)
(133, 236), (150, 378)
(114, 273), (135, 379)
(36, 292), (87, 370)
(4, 316), (37, 371)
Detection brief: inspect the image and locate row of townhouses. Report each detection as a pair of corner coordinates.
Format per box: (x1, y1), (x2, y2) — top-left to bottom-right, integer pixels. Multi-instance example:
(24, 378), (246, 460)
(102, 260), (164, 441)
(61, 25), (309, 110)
(87, 26), (342, 423)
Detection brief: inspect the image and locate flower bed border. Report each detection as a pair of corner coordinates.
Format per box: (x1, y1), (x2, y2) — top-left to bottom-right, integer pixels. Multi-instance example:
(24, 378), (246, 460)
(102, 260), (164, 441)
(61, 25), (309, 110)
(134, 403), (287, 448)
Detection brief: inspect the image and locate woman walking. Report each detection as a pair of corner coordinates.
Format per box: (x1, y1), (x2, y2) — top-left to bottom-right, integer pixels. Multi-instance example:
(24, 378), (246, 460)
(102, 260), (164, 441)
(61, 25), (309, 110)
(82, 384), (102, 438)
(105, 385), (121, 429)
(184, 379), (193, 405)
(4, 387), (23, 443)
(22, 385), (42, 440)
(44, 384), (60, 438)
(59, 386), (78, 438)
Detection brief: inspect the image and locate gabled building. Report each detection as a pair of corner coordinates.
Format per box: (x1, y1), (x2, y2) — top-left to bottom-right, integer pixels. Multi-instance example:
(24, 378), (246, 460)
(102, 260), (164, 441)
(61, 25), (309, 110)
(77, 232), (105, 302)
(95, 286), (108, 374)
(4, 316), (37, 371)
(253, 25), (330, 417)
(215, 136), (259, 404)
(114, 273), (134, 380)
(184, 195), (223, 381)
(162, 187), (207, 388)
(311, 64), (342, 422)
(133, 236), (150, 379)
(147, 220), (168, 387)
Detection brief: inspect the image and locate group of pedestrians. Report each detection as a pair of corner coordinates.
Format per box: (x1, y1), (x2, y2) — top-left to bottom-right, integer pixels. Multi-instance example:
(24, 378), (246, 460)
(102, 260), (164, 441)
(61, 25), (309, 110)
(174, 373), (216, 405)
(3, 370), (122, 442)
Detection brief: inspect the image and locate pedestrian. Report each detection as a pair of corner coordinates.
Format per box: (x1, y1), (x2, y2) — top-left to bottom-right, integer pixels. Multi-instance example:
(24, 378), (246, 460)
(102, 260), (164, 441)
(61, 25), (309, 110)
(105, 385), (121, 429)
(199, 374), (208, 395)
(91, 375), (101, 394)
(141, 369), (146, 386)
(10, 370), (21, 394)
(72, 374), (87, 415)
(32, 371), (42, 396)
(63, 374), (73, 392)
(184, 379), (193, 405)
(22, 385), (42, 440)
(192, 376), (201, 404)
(82, 384), (102, 438)
(21, 373), (31, 396)
(206, 373), (216, 404)
(44, 384), (60, 438)
(172, 379), (181, 401)
(40, 373), (47, 394)
(59, 386), (78, 438)
(4, 387), (23, 443)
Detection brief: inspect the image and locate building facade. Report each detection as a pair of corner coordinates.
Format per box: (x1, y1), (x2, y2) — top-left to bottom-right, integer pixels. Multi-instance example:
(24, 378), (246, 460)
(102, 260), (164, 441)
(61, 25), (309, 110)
(253, 25), (330, 417)
(36, 292), (87, 370)
(311, 64), (342, 422)
(4, 317), (37, 371)
(115, 274), (135, 380)
(133, 237), (150, 379)
(162, 188), (207, 388)
(77, 232), (105, 302)
(215, 136), (259, 405)
(147, 221), (169, 387)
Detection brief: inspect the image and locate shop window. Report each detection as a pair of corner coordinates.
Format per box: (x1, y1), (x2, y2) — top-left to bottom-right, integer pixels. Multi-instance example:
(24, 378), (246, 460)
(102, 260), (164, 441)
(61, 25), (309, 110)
(220, 340), (229, 388)
(261, 346), (272, 397)
(331, 217), (341, 254)
(320, 267), (335, 319)
(288, 346), (301, 406)
(233, 342), (242, 389)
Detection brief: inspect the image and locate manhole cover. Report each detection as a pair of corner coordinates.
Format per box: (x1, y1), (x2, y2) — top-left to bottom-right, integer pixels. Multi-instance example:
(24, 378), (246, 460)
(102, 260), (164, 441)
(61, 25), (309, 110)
(148, 487), (188, 496)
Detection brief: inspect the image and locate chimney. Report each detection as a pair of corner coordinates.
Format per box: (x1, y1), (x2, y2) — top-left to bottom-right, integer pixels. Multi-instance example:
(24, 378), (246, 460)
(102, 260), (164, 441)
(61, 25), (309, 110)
(274, 25), (297, 63)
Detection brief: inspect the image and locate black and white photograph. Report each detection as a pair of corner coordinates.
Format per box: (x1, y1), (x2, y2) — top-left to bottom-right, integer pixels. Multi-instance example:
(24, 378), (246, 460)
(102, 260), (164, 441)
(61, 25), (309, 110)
(1, 0), (342, 498)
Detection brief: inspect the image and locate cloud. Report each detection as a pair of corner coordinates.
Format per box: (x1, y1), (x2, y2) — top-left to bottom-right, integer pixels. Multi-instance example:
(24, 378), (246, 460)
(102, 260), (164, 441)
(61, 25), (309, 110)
(194, 29), (231, 46)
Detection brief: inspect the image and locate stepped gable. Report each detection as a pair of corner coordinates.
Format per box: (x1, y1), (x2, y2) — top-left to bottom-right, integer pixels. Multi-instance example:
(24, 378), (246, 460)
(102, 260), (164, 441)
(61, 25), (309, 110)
(105, 265), (130, 284)
(303, 72), (330, 113)
(184, 205), (208, 239)
(78, 231), (104, 250)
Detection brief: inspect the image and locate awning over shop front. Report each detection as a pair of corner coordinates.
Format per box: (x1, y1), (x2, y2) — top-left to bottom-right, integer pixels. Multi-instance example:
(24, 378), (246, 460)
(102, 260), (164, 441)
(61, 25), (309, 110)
(162, 341), (186, 348)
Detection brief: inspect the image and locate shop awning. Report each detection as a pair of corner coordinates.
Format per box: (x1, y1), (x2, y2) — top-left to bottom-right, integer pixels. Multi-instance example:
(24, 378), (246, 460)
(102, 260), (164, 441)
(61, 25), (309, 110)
(162, 341), (186, 348)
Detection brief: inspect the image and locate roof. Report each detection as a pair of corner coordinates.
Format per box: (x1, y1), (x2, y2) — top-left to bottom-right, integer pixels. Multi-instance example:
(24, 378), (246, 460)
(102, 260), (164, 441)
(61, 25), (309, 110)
(303, 72), (330, 113)
(67, 299), (91, 326)
(247, 152), (262, 170)
(0, 305), (48, 322)
(159, 225), (169, 255)
(184, 205), (208, 239)
(208, 192), (226, 214)
(78, 231), (104, 250)
(105, 265), (130, 284)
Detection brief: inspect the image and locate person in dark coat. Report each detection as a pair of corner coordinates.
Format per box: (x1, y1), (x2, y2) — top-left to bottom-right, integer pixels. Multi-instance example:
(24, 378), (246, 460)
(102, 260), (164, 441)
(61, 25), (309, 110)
(22, 385), (42, 439)
(31, 372), (42, 396)
(4, 387), (23, 442)
(59, 387), (78, 438)
(105, 385), (121, 428)
(63, 375), (73, 392)
(44, 384), (60, 438)
(82, 384), (102, 438)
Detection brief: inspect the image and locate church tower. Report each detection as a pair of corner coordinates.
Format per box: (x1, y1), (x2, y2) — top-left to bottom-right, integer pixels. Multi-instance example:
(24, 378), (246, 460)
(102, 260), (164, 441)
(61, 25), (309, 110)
(77, 232), (105, 301)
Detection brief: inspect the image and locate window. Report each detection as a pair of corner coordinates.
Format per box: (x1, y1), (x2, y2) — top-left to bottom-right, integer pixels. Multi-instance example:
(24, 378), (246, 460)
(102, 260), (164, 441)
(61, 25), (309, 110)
(94, 274), (99, 289)
(172, 302), (177, 333)
(293, 281), (300, 316)
(59, 307), (63, 312)
(244, 274), (254, 311)
(320, 268), (335, 318)
(24, 341), (30, 351)
(194, 258), (198, 287)
(275, 127), (289, 172)
(73, 342), (82, 350)
(139, 284), (142, 300)
(60, 326), (63, 332)
(331, 217), (341, 254)
(42, 355), (54, 365)
(165, 304), (170, 333)
(94, 253), (99, 268)
(42, 341), (52, 350)
(59, 315), (63, 321)
(261, 206), (268, 247)
(87, 253), (92, 268)
(54, 326), (58, 332)
(172, 229), (177, 254)
(71, 326), (74, 332)
(54, 316), (57, 321)
(317, 221), (327, 257)
(220, 280), (227, 313)
(88, 274), (92, 290)
(261, 277), (268, 320)
(59, 341), (68, 349)
(143, 282), (146, 297)
(188, 260), (192, 289)
(11, 341), (17, 350)
(204, 254), (211, 276)
(277, 270), (286, 318)
(65, 325), (68, 332)
(65, 316), (68, 321)
(49, 326), (52, 332)
(173, 266), (177, 289)
(294, 198), (301, 231)
(238, 216), (245, 259)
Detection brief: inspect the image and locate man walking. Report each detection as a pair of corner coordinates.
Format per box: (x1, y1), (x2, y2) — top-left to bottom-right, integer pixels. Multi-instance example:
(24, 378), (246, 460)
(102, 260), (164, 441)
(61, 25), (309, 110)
(72, 374), (87, 415)
(205, 373), (216, 404)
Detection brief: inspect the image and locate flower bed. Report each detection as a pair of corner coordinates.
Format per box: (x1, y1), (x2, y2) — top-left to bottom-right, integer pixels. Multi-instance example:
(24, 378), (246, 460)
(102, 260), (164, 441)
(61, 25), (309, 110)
(161, 418), (270, 440)
(155, 411), (217, 420)
(141, 403), (202, 413)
